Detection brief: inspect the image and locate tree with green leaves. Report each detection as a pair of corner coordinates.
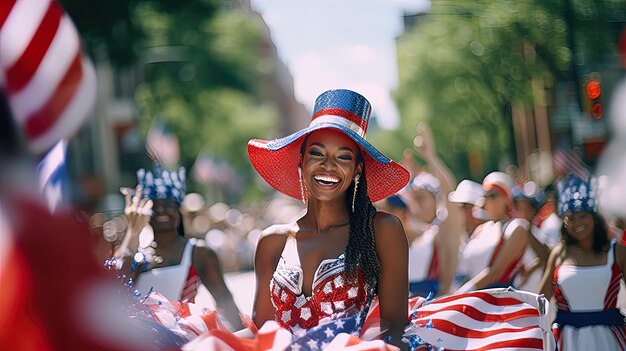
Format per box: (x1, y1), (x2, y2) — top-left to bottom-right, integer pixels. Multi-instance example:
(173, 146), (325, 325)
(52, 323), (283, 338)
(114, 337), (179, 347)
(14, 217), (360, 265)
(392, 0), (626, 180)
(61, 0), (280, 202)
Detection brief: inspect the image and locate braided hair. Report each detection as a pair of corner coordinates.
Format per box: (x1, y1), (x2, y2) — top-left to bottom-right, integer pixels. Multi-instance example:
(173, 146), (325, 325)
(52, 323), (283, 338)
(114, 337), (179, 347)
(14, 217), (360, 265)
(344, 158), (381, 288)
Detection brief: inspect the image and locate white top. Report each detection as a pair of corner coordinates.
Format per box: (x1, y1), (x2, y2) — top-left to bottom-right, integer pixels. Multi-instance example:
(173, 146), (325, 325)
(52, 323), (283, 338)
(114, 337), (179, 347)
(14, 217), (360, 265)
(557, 244), (614, 312)
(134, 241), (194, 301)
(460, 218), (529, 278)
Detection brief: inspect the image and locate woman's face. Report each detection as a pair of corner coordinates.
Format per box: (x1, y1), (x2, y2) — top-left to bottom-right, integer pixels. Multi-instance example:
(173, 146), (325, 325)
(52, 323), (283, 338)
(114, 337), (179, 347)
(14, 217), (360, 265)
(483, 190), (509, 221)
(150, 199), (181, 233)
(564, 211), (594, 242)
(302, 129), (361, 202)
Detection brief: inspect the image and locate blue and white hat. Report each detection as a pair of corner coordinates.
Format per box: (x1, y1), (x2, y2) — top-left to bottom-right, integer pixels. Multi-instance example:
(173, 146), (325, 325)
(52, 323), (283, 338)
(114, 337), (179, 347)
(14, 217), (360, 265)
(557, 174), (598, 216)
(136, 164), (186, 205)
(248, 89), (409, 202)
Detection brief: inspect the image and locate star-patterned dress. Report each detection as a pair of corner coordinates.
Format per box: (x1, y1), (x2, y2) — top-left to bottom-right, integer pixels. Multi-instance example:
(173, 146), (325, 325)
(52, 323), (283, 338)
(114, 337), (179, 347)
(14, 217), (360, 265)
(270, 235), (372, 337)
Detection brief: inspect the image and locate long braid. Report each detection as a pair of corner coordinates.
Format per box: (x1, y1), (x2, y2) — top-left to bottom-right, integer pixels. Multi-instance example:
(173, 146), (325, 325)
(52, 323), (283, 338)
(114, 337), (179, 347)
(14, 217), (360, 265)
(345, 165), (381, 288)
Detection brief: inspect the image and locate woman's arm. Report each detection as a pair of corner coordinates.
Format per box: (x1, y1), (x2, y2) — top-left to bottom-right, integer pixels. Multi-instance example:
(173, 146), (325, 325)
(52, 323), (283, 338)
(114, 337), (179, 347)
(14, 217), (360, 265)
(457, 225), (528, 292)
(537, 244), (563, 299)
(374, 212), (409, 350)
(192, 245), (243, 330)
(112, 187), (151, 276)
(412, 122), (462, 295)
(526, 227), (551, 269)
(251, 226), (288, 328)
(436, 206), (462, 295)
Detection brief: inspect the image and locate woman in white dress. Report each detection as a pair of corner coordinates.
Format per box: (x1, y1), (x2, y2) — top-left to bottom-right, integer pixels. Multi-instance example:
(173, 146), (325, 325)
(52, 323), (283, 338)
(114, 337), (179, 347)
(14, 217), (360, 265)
(112, 165), (243, 330)
(456, 171), (529, 293)
(539, 174), (626, 351)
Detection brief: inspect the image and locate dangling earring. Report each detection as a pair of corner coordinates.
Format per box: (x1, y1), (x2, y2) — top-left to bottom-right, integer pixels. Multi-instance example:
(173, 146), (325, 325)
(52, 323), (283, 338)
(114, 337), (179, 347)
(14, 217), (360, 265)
(352, 174), (360, 213)
(298, 167), (306, 204)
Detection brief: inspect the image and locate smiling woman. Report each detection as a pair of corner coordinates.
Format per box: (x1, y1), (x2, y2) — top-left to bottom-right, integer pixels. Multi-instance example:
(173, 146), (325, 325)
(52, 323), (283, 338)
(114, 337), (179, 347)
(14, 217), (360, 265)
(538, 174), (626, 351)
(248, 89), (411, 349)
(110, 165), (244, 331)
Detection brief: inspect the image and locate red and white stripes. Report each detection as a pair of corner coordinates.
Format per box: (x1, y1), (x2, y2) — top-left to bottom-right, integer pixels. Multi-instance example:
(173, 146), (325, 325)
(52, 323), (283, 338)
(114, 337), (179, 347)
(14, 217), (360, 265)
(0, 0), (96, 154)
(405, 289), (550, 351)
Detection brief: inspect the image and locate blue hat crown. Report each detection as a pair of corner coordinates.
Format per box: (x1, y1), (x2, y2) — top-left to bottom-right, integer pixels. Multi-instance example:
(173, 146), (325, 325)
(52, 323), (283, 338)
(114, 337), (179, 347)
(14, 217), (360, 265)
(310, 89), (372, 138)
(557, 174), (598, 215)
(137, 164), (186, 204)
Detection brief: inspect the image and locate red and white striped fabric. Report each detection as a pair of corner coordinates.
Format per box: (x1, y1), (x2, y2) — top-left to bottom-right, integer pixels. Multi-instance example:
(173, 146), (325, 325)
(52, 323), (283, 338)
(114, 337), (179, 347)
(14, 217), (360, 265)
(404, 288), (554, 351)
(0, 0), (96, 154)
(181, 265), (200, 303)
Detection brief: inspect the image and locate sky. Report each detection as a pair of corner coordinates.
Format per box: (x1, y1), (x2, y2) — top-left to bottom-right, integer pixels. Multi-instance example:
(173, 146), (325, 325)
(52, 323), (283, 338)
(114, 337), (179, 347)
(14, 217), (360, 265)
(250, 0), (429, 129)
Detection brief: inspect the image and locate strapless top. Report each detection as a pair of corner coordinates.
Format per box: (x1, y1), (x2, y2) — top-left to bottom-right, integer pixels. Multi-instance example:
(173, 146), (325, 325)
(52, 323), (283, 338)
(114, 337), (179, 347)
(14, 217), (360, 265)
(269, 237), (370, 336)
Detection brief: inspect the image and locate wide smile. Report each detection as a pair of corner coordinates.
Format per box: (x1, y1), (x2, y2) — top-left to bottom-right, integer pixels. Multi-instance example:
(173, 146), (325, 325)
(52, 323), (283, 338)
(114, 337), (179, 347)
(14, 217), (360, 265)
(312, 173), (342, 188)
(155, 215), (170, 223)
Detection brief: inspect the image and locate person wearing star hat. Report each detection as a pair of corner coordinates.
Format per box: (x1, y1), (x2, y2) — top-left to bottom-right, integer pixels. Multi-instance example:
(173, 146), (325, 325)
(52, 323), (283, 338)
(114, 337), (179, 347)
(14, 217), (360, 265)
(539, 174), (626, 350)
(248, 89), (410, 348)
(112, 164), (244, 331)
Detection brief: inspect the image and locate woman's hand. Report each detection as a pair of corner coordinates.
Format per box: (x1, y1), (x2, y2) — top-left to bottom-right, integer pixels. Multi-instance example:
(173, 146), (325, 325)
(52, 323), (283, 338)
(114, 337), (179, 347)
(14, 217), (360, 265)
(121, 186), (152, 237)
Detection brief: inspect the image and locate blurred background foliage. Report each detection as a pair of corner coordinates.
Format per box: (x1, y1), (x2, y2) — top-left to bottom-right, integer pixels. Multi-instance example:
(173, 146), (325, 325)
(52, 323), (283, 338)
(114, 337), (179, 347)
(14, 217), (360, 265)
(61, 0), (279, 201)
(385, 0), (626, 181)
(59, 0), (626, 200)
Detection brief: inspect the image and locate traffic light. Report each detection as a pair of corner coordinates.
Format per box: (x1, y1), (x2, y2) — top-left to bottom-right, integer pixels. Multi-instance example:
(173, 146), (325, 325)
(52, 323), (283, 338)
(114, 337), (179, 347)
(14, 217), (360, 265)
(582, 74), (602, 119)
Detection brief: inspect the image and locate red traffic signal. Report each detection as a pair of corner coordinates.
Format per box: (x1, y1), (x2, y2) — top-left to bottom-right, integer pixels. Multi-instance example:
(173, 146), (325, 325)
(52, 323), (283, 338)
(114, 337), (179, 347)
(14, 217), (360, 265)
(586, 80), (601, 100)
(582, 75), (602, 119)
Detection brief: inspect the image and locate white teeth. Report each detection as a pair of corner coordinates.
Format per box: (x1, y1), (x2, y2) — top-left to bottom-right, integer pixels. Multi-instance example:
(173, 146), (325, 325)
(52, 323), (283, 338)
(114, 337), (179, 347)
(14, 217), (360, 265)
(314, 175), (340, 183)
(156, 215), (169, 222)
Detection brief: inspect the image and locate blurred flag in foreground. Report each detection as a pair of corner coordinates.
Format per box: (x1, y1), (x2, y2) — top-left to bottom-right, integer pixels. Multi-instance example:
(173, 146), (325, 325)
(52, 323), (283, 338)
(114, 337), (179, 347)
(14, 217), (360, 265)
(0, 0), (96, 154)
(36, 139), (67, 212)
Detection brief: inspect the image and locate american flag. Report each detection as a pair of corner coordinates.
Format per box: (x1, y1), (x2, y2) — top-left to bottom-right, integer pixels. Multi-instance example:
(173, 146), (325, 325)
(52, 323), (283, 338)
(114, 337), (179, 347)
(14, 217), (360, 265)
(1, 0), (96, 154)
(404, 288), (554, 351)
(181, 316), (398, 351)
(553, 147), (590, 181)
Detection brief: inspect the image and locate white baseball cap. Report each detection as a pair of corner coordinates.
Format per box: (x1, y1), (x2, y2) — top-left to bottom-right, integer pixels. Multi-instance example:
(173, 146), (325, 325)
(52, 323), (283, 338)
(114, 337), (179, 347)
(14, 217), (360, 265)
(448, 179), (485, 205)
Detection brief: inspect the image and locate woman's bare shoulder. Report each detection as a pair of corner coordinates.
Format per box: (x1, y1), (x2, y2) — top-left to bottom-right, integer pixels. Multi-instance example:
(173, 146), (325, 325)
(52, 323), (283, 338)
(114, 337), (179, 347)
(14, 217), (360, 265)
(373, 211), (407, 243)
(255, 222), (298, 256)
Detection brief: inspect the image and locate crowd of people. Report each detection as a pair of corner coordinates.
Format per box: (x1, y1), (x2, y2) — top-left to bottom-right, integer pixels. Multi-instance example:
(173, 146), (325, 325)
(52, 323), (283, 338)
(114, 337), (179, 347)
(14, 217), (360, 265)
(3, 1), (626, 349)
(77, 89), (624, 350)
(3, 75), (626, 350)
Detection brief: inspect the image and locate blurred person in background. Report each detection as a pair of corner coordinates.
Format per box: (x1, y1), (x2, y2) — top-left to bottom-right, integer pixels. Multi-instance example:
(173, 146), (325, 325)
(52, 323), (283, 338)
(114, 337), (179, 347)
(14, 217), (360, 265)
(404, 123), (462, 297)
(112, 164), (243, 330)
(447, 179), (487, 287)
(539, 174), (626, 350)
(456, 171), (529, 293)
(512, 181), (562, 292)
(447, 179), (487, 241)
(248, 89), (410, 348)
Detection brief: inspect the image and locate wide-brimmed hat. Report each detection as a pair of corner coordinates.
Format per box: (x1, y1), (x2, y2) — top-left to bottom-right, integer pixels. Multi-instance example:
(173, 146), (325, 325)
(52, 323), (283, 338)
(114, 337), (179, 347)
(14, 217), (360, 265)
(248, 89), (409, 203)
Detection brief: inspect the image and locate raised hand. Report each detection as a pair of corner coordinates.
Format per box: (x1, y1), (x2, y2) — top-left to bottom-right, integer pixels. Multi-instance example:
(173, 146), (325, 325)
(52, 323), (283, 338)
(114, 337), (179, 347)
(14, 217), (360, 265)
(121, 186), (152, 237)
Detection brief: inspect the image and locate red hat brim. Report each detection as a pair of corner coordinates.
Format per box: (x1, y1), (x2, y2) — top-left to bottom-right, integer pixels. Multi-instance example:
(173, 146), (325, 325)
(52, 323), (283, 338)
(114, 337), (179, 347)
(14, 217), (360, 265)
(248, 131), (409, 203)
